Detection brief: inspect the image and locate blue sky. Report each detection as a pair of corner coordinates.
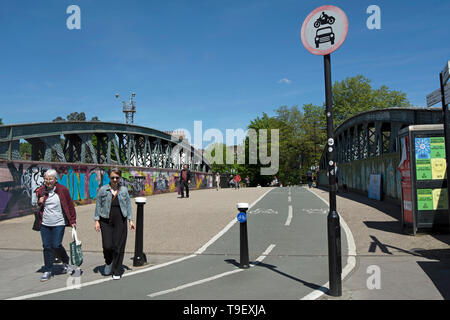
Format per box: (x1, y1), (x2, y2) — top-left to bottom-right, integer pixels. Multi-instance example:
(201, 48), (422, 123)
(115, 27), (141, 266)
(0, 0), (449, 147)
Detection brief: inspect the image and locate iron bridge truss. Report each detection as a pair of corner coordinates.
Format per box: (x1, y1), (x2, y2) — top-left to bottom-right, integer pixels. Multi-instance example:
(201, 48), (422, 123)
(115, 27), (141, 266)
(320, 108), (444, 168)
(0, 121), (210, 172)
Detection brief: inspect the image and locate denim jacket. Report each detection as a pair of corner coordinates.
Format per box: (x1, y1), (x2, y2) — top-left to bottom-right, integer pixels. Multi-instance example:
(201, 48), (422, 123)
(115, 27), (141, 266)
(94, 185), (133, 221)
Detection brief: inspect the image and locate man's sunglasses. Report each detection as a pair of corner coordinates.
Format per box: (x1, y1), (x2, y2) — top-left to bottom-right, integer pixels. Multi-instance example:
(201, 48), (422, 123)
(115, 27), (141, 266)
(110, 177), (121, 180)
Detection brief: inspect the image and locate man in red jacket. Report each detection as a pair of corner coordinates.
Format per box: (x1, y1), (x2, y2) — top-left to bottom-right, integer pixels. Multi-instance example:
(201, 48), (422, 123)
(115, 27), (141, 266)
(35, 169), (77, 281)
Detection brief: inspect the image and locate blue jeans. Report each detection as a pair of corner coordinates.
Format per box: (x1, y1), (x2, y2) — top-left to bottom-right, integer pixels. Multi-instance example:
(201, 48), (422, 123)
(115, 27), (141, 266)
(40, 225), (69, 272)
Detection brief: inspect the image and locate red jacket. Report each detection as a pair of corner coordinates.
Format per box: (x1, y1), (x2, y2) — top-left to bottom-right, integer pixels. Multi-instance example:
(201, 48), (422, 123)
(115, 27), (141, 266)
(35, 183), (77, 227)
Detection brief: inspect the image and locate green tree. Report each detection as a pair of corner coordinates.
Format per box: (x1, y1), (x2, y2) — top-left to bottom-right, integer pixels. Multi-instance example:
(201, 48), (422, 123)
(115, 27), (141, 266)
(299, 103), (326, 175)
(20, 141), (32, 160)
(244, 112), (282, 186)
(239, 75), (411, 186)
(52, 116), (66, 122)
(204, 142), (234, 174)
(332, 75), (410, 126)
(67, 112), (86, 121)
(53, 113), (100, 122)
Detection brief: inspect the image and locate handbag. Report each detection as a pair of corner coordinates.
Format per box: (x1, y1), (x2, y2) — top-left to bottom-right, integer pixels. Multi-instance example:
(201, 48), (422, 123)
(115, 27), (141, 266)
(32, 210), (41, 231)
(70, 228), (83, 266)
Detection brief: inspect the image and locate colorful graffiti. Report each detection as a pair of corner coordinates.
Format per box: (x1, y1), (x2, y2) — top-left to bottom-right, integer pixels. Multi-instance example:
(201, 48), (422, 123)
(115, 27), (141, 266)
(0, 160), (213, 221)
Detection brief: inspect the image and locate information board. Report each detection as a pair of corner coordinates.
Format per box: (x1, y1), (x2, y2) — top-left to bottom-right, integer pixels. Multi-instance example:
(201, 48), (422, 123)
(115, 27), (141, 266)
(368, 174), (381, 200)
(417, 188), (448, 211)
(415, 137), (447, 180)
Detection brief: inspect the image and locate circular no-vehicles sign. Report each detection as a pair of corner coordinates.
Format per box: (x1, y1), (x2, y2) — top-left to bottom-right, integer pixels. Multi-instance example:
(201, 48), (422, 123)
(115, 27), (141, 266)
(301, 5), (348, 55)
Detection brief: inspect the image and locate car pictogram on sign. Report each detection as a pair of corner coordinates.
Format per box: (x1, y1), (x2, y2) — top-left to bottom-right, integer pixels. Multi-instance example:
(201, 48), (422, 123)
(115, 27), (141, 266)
(301, 5), (348, 56)
(315, 26), (335, 48)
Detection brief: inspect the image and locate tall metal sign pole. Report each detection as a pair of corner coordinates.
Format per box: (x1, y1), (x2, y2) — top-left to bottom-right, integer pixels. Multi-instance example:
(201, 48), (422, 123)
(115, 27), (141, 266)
(301, 5), (348, 296)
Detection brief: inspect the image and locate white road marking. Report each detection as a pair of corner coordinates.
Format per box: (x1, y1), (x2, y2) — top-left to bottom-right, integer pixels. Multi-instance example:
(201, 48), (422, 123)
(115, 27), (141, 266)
(285, 205), (293, 226)
(288, 196), (291, 202)
(7, 254), (197, 301)
(195, 187), (274, 254)
(8, 188), (276, 301)
(300, 189), (357, 300)
(148, 244), (276, 298)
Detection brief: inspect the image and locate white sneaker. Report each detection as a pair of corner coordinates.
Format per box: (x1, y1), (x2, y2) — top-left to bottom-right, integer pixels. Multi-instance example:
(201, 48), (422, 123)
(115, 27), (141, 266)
(104, 264), (112, 276)
(62, 264), (72, 275)
(40, 272), (52, 282)
(112, 275), (121, 280)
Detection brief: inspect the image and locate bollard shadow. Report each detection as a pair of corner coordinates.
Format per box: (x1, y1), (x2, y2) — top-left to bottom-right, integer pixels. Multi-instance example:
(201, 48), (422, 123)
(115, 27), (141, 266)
(224, 259), (327, 293)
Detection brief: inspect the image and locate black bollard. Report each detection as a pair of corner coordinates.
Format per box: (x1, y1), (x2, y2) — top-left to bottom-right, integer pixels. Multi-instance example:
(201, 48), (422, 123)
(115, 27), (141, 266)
(133, 197), (147, 267)
(237, 203), (250, 269)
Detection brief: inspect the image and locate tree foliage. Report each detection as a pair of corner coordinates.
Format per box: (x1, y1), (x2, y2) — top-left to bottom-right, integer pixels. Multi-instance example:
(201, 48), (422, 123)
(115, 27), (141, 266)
(234, 75), (411, 186)
(332, 75), (410, 126)
(53, 112), (100, 122)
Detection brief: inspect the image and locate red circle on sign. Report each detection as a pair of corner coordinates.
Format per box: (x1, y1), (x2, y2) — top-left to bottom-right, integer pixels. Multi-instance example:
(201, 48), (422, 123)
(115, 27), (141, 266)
(301, 5), (348, 56)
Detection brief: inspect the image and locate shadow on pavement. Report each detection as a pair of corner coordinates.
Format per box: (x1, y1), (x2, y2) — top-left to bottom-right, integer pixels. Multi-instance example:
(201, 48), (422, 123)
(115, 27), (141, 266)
(225, 259), (327, 292)
(317, 186), (402, 221)
(417, 260), (450, 300)
(363, 221), (403, 235)
(317, 186), (450, 244)
(93, 264), (132, 276)
(368, 235), (450, 299)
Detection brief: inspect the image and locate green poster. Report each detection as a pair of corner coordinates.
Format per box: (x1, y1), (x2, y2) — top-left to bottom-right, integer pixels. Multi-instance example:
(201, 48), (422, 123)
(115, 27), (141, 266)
(417, 189), (433, 211)
(432, 188), (448, 210)
(430, 137), (446, 159)
(416, 159), (432, 180)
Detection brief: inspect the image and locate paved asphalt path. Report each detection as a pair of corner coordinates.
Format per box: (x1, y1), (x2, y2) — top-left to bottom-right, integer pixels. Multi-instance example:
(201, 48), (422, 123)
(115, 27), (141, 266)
(27, 186), (349, 300)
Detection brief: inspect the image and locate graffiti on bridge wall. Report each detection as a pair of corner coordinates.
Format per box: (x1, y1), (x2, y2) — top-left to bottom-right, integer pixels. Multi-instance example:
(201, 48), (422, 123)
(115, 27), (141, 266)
(0, 161), (213, 221)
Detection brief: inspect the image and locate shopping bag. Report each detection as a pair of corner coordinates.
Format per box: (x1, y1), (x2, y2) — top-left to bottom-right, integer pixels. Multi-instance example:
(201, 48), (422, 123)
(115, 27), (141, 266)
(70, 228), (83, 266)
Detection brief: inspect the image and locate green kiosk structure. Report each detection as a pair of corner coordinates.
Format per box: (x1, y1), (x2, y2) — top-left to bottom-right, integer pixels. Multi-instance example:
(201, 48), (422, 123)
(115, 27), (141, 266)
(398, 124), (449, 235)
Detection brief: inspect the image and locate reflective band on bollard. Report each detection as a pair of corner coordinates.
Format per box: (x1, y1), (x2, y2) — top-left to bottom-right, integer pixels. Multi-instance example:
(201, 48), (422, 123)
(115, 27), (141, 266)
(133, 197), (148, 267)
(237, 203), (249, 269)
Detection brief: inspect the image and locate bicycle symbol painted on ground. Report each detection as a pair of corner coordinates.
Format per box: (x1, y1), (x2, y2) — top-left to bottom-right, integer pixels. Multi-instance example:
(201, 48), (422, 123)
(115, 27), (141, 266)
(301, 208), (327, 215)
(248, 208), (279, 215)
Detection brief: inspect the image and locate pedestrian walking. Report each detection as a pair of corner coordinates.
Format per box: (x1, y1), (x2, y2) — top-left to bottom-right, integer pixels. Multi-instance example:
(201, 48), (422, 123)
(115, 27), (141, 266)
(233, 174), (241, 189)
(175, 176), (181, 197)
(35, 169), (76, 282)
(307, 170), (313, 188)
(94, 168), (135, 280)
(180, 164), (192, 198)
(245, 176), (250, 187)
(215, 172), (220, 191)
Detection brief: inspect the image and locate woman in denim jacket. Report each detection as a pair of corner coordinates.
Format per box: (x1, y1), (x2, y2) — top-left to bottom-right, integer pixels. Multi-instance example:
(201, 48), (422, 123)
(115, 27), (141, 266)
(94, 168), (135, 279)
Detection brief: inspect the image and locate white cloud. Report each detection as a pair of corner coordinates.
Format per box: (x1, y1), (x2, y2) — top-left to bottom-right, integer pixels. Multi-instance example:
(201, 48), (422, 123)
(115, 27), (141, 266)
(278, 78), (292, 84)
